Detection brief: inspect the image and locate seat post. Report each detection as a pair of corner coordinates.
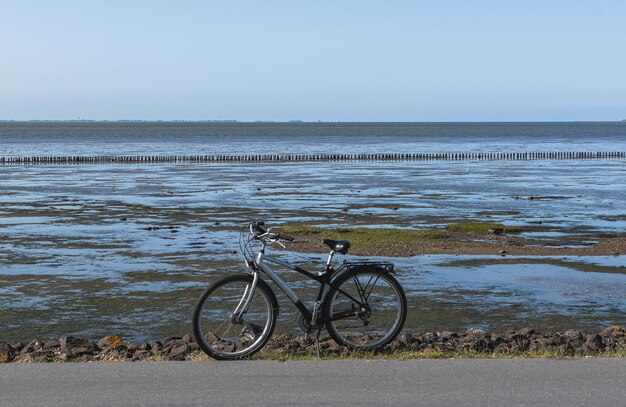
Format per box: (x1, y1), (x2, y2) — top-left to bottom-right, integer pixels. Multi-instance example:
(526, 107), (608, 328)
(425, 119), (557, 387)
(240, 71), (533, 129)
(325, 250), (336, 271)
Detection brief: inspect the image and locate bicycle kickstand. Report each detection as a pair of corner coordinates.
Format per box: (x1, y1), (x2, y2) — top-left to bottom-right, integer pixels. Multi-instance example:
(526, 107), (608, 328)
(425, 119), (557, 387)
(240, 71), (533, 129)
(315, 327), (322, 359)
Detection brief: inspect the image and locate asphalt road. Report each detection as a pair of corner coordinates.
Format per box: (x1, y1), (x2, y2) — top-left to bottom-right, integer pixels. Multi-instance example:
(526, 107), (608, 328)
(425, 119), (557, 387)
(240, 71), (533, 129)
(1, 359), (625, 406)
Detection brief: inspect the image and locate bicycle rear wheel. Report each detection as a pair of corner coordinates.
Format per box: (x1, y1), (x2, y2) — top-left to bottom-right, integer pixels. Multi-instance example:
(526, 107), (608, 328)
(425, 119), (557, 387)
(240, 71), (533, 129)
(192, 274), (278, 360)
(323, 268), (406, 350)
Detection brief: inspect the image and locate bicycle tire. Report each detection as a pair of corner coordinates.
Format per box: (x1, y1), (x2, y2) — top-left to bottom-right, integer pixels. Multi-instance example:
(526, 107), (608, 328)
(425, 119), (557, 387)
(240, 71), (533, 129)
(323, 267), (407, 350)
(192, 274), (278, 360)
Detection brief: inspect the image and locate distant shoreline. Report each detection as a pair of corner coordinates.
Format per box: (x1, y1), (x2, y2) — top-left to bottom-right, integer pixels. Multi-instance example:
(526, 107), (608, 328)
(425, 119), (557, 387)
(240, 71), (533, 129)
(1, 120), (626, 124)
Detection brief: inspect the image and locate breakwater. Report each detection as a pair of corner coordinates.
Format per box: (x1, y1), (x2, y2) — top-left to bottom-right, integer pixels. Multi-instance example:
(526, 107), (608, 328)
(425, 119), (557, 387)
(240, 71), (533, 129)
(2, 326), (625, 362)
(0, 151), (625, 164)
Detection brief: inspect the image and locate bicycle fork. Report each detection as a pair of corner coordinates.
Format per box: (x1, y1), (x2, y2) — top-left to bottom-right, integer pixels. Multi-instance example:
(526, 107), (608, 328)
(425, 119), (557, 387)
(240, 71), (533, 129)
(230, 272), (259, 324)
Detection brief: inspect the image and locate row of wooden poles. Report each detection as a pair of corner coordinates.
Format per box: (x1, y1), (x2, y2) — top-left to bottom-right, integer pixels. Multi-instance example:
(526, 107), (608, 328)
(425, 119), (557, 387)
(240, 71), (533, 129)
(0, 151), (624, 164)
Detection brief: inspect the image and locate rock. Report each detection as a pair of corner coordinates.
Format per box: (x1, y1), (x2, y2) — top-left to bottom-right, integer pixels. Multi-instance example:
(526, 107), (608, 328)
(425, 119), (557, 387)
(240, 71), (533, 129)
(541, 333), (566, 347)
(163, 336), (182, 345)
(133, 350), (152, 360)
(60, 336), (97, 357)
(0, 343), (16, 363)
(3, 328), (624, 361)
(584, 334), (603, 352)
(599, 326), (626, 350)
(43, 340), (60, 351)
(13, 350), (54, 363)
(563, 329), (583, 341)
(389, 339), (403, 352)
(96, 344), (132, 361)
(529, 338), (544, 352)
(562, 330), (584, 350)
(463, 330), (494, 352)
(98, 335), (124, 350)
(600, 325), (625, 337)
(440, 331), (458, 341)
(418, 333), (437, 345)
(21, 339), (44, 354)
(169, 343), (190, 361)
(138, 342), (152, 351)
(149, 340), (164, 352)
(396, 332), (414, 347)
(10, 342), (24, 352)
(166, 339), (187, 350)
(492, 336), (505, 348)
(504, 332), (530, 352)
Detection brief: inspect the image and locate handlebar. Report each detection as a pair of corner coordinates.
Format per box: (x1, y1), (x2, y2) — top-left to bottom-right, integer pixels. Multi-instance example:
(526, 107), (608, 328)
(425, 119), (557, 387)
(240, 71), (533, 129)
(250, 221), (266, 235)
(249, 221), (293, 242)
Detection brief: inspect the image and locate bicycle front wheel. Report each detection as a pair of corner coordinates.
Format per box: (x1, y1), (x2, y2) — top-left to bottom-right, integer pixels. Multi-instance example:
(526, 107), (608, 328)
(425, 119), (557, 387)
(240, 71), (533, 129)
(323, 268), (406, 350)
(192, 274), (278, 360)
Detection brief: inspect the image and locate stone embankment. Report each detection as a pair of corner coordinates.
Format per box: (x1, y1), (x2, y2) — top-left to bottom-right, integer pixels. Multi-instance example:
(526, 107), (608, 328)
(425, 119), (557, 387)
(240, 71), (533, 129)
(0, 151), (624, 165)
(1, 326), (625, 362)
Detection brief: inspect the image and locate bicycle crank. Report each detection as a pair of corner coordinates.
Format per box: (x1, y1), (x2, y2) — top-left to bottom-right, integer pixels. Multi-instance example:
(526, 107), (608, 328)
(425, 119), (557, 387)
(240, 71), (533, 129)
(298, 314), (323, 334)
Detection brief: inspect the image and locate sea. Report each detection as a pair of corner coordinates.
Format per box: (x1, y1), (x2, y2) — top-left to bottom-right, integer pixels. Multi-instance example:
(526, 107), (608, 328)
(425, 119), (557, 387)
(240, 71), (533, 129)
(1, 121), (625, 341)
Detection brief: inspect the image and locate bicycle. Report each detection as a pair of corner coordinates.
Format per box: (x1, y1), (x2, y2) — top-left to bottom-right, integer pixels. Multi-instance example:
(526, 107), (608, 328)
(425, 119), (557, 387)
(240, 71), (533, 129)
(192, 221), (407, 360)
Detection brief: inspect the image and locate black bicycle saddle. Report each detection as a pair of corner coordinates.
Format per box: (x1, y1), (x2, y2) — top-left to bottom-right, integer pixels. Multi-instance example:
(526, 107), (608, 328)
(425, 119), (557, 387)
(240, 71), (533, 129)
(322, 239), (351, 255)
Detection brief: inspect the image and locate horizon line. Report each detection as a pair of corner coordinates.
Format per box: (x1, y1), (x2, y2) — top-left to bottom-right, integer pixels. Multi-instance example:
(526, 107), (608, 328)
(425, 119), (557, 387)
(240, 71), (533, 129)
(1, 119), (625, 124)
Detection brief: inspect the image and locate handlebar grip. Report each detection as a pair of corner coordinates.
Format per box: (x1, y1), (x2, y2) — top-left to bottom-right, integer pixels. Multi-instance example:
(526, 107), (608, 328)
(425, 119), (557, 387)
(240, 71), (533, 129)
(279, 234), (294, 242)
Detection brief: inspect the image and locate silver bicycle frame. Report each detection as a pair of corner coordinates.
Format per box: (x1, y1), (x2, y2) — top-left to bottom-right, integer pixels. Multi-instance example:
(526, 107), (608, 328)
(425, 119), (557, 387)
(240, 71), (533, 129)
(236, 239), (321, 319)
(255, 246), (302, 305)
(235, 234), (372, 323)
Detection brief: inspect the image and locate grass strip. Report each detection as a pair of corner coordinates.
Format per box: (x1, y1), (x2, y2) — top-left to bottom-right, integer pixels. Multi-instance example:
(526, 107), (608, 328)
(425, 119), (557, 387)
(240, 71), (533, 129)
(446, 222), (522, 234)
(186, 346), (626, 362)
(281, 222), (522, 250)
(281, 224), (449, 248)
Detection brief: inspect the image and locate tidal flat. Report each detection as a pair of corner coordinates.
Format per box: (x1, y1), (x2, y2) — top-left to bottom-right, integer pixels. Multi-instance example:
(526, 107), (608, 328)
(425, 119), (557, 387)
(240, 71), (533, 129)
(0, 158), (625, 342)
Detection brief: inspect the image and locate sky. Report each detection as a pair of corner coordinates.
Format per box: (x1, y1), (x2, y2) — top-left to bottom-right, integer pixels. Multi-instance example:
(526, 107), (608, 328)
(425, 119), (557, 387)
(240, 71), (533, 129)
(1, 1), (626, 121)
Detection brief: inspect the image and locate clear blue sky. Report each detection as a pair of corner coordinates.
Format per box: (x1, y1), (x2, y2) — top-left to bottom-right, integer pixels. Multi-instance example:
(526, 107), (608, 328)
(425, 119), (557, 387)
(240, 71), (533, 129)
(2, 1), (626, 121)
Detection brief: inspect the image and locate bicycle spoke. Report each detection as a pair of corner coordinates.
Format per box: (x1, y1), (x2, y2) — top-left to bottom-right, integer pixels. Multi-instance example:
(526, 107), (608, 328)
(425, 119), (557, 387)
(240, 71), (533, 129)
(364, 275), (381, 302)
(325, 270), (406, 350)
(193, 275), (275, 360)
(353, 276), (367, 303)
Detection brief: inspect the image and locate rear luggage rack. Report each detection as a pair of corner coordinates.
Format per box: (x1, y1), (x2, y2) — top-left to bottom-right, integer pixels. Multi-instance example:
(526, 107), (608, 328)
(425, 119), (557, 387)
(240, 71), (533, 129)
(343, 260), (395, 273)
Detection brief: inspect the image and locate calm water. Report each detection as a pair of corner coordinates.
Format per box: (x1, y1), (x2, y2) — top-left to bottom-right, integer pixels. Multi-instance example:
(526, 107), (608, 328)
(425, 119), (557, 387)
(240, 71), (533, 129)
(1, 121), (626, 156)
(1, 122), (625, 341)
